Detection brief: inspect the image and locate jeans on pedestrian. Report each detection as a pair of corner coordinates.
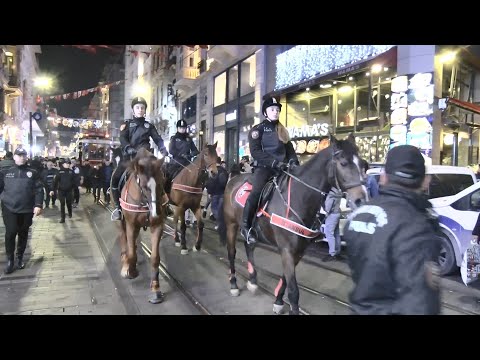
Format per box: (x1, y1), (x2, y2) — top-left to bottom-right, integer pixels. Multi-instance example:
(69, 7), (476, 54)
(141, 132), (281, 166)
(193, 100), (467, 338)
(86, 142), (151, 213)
(210, 195), (223, 223)
(325, 212), (341, 256)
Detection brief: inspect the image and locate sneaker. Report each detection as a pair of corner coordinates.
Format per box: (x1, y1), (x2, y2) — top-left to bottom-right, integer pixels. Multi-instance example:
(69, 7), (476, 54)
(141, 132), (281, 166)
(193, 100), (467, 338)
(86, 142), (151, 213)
(111, 208), (122, 221)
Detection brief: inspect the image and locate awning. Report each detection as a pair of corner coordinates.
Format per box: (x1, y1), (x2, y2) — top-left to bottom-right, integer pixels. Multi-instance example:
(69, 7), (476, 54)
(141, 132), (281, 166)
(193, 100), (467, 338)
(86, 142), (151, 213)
(447, 97), (480, 115)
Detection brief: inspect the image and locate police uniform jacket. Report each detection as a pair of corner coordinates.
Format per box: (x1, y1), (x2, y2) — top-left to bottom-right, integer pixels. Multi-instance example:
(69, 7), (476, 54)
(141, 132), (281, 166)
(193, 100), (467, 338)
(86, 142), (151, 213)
(42, 167), (59, 190)
(343, 185), (441, 315)
(120, 117), (166, 155)
(169, 132), (199, 166)
(0, 164), (44, 213)
(248, 120), (297, 169)
(54, 168), (76, 192)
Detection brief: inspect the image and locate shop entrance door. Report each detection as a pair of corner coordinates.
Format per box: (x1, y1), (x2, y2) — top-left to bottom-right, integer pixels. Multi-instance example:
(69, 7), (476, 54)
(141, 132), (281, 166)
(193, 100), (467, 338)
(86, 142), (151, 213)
(226, 127), (238, 170)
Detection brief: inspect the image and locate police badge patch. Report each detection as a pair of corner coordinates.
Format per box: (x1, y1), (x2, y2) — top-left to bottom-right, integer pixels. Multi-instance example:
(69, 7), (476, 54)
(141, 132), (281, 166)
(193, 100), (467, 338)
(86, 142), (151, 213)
(120, 123), (126, 131)
(26, 171), (32, 178)
(251, 130), (259, 139)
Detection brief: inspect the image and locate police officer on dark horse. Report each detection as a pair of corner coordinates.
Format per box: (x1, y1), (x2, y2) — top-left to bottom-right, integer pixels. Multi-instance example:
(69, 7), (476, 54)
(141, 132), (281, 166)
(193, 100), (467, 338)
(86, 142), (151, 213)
(110, 97), (169, 221)
(240, 96), (299, 243)
(164, 119), (200, 195)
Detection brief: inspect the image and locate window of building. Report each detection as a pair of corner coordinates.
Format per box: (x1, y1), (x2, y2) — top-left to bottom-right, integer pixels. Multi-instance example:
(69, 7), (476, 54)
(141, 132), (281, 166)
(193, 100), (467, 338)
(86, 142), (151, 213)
(309, 95), (333, 126)
(239, 101), (255, 158)
(182, 94), (197, 120)
(189, 57), (194, 67)
(336, 86), (355, 128)
(214, 72), (226, 107)
(228, 65), (239, 102)
(213, 130), (225, 159)
(240, 54), (256, 96)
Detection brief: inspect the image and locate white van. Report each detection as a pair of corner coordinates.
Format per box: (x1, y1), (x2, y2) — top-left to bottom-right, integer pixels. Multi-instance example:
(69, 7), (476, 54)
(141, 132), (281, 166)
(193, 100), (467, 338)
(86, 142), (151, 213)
(336, 165), (477, 275)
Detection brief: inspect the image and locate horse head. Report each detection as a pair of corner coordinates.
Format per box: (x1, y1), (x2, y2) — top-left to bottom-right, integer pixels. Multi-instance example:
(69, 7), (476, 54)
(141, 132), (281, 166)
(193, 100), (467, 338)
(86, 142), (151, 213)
(328, 134), (367, 210)
(201, 142), (219, 178)
(129, 148), (165, 218)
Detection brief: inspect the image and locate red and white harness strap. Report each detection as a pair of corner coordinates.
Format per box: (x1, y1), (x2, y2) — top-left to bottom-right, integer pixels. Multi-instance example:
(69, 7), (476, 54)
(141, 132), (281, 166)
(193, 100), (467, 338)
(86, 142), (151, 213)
(172, 183), (204, 194)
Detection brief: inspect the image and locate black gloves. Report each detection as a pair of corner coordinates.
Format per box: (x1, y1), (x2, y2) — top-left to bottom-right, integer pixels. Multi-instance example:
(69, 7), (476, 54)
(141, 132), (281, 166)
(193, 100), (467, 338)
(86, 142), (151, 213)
(160, 148), (169, 157)
(288, 159), (300, 168)
(124, 146), (136, 156)
(274, 161), (288, 171)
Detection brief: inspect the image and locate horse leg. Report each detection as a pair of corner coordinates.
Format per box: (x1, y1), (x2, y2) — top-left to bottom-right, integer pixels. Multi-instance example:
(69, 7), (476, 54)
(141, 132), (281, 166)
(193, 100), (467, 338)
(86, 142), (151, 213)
(173, 207), (181, 247)
(273, 275), (287, 315)
(280, 249), (300, 315)
(148, 224), (164, 304)
(244, 240), (258, 293)
(119, 220), (129, 278)
(125, 222), (140, 279)
(227, 222), (240, 296)
(192, 207), (203, 252)
(179, 208), (188, 255)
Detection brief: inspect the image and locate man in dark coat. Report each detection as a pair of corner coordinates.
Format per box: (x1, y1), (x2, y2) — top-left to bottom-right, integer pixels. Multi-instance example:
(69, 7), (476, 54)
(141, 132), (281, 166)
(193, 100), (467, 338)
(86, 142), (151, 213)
(343, 145), (441, 315)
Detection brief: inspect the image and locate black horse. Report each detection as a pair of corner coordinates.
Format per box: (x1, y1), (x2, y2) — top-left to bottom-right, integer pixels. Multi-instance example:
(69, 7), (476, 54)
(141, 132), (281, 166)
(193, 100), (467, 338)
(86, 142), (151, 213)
(218, 135), (367, 314)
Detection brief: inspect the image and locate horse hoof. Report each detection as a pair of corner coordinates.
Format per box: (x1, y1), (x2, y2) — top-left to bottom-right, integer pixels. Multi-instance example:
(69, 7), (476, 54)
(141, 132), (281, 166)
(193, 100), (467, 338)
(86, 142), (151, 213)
(180, 249), (189, 255)
(273, 303), (285, 315)
(174, 241), (181, 247)
(230, 288), (240, 297)
(247, 281), (258, 293)
(148, 291), (164, 304)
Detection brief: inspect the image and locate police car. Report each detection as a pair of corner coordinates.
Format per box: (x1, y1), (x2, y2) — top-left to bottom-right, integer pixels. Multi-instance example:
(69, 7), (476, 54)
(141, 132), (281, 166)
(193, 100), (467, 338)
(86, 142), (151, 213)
(333, 165), (477, 275)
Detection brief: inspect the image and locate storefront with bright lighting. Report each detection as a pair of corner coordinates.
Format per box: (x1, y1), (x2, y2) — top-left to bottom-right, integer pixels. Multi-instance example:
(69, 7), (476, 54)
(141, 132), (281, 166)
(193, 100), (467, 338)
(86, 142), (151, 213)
(266, 45), (397, 164)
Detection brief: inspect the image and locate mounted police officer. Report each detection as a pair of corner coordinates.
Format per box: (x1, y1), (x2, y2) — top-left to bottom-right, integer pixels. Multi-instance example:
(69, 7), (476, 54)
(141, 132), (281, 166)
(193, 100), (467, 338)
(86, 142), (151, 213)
(164, 119), (199, 194)
(0, 147), (44, 274)
(241, 97), (299, 244)
(110, 96), (169, 221)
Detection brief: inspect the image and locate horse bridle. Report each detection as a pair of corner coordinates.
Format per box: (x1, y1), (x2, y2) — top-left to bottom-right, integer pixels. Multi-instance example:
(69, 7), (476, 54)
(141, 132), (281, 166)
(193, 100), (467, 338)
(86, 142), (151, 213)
(329, 149), (363, 190)
(134, 174), (157, 211)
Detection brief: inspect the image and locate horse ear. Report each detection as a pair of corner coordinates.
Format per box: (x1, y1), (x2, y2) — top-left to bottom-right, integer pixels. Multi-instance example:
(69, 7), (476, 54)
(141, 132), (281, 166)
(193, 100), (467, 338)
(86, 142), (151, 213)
(213, 141), (218, 148)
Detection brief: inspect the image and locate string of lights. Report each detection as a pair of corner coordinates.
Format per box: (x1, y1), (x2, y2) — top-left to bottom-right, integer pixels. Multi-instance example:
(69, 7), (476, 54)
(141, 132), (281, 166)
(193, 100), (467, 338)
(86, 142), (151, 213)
(275, 45), (395, 90)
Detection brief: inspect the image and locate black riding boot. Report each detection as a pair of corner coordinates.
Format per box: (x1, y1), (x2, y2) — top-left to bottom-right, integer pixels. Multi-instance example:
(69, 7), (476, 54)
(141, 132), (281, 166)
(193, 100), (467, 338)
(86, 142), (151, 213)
(241, 197), (258, 244)
(4, 255), (14, 274)
(17, 254), (25, 269)
(111, 188), (122, 221)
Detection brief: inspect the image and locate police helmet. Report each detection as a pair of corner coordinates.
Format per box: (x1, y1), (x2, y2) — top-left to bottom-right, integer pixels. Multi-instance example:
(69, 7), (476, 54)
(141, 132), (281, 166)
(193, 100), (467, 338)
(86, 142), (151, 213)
(131, 96), (148, 109)
(262, 97), (282, 117)
(176, 119), (187, 128)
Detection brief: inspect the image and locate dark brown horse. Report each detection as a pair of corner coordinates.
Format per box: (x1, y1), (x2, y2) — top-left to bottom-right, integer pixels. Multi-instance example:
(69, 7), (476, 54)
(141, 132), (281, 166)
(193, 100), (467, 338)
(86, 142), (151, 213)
(118, 148), (167, 304)
(218, 136), (367, 314)
(168, 143), (218, 254)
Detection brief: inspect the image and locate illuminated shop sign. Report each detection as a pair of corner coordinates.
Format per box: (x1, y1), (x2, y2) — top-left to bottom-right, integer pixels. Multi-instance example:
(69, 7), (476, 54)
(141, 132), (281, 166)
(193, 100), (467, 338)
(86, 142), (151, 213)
(288, 123), (330, 139)
(390, 72), (434, 158)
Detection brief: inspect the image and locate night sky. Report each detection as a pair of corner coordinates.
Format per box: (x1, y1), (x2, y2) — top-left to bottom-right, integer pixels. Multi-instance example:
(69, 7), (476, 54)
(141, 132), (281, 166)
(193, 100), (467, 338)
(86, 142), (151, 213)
(38, 45), (119, 118)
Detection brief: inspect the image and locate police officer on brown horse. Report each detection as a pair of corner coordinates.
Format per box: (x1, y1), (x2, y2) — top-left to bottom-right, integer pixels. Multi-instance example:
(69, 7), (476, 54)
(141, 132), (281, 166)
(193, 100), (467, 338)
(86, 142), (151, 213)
(164, 119), (200, 194)
(110, 97), (169, 221)
(241, 97), (299, 243)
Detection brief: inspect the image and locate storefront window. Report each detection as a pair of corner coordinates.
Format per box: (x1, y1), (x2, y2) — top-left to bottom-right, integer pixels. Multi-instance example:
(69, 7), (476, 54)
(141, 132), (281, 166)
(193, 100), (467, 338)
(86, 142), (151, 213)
(228, 65), (238, 101)
(213, 130), (225, 160)
(356, 86), (379, 123)
(286, 97), (309, 128)
(310, 95), (333, 125)
(239, 102), (255, 159)
(336, 86), (355, 128)
(214, 72), (226, 107)
(240, 54), (256, 96)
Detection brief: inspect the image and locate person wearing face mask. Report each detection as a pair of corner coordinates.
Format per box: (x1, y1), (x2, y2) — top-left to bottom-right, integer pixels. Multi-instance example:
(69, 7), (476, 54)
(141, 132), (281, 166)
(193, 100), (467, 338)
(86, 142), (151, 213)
(110, 97), (169, 221)
(240, 97), (299, 244)
(164, 119), (199, 194)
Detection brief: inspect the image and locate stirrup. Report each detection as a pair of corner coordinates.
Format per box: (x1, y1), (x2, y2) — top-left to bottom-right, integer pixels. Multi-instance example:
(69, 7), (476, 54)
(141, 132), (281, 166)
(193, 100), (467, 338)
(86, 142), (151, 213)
(242, 227), (257, 245)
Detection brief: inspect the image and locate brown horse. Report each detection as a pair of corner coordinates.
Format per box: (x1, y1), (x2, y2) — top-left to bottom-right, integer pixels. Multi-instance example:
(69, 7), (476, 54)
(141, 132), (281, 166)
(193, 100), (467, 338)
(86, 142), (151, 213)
(218, 136), (367, 314)
(168, 143), (218, 254)
(118, 148), (167, 304)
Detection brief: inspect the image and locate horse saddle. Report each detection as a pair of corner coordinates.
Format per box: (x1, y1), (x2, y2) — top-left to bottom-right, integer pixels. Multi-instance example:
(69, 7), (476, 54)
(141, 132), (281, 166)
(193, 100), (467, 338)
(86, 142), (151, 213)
(234, 176), (277, 214)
